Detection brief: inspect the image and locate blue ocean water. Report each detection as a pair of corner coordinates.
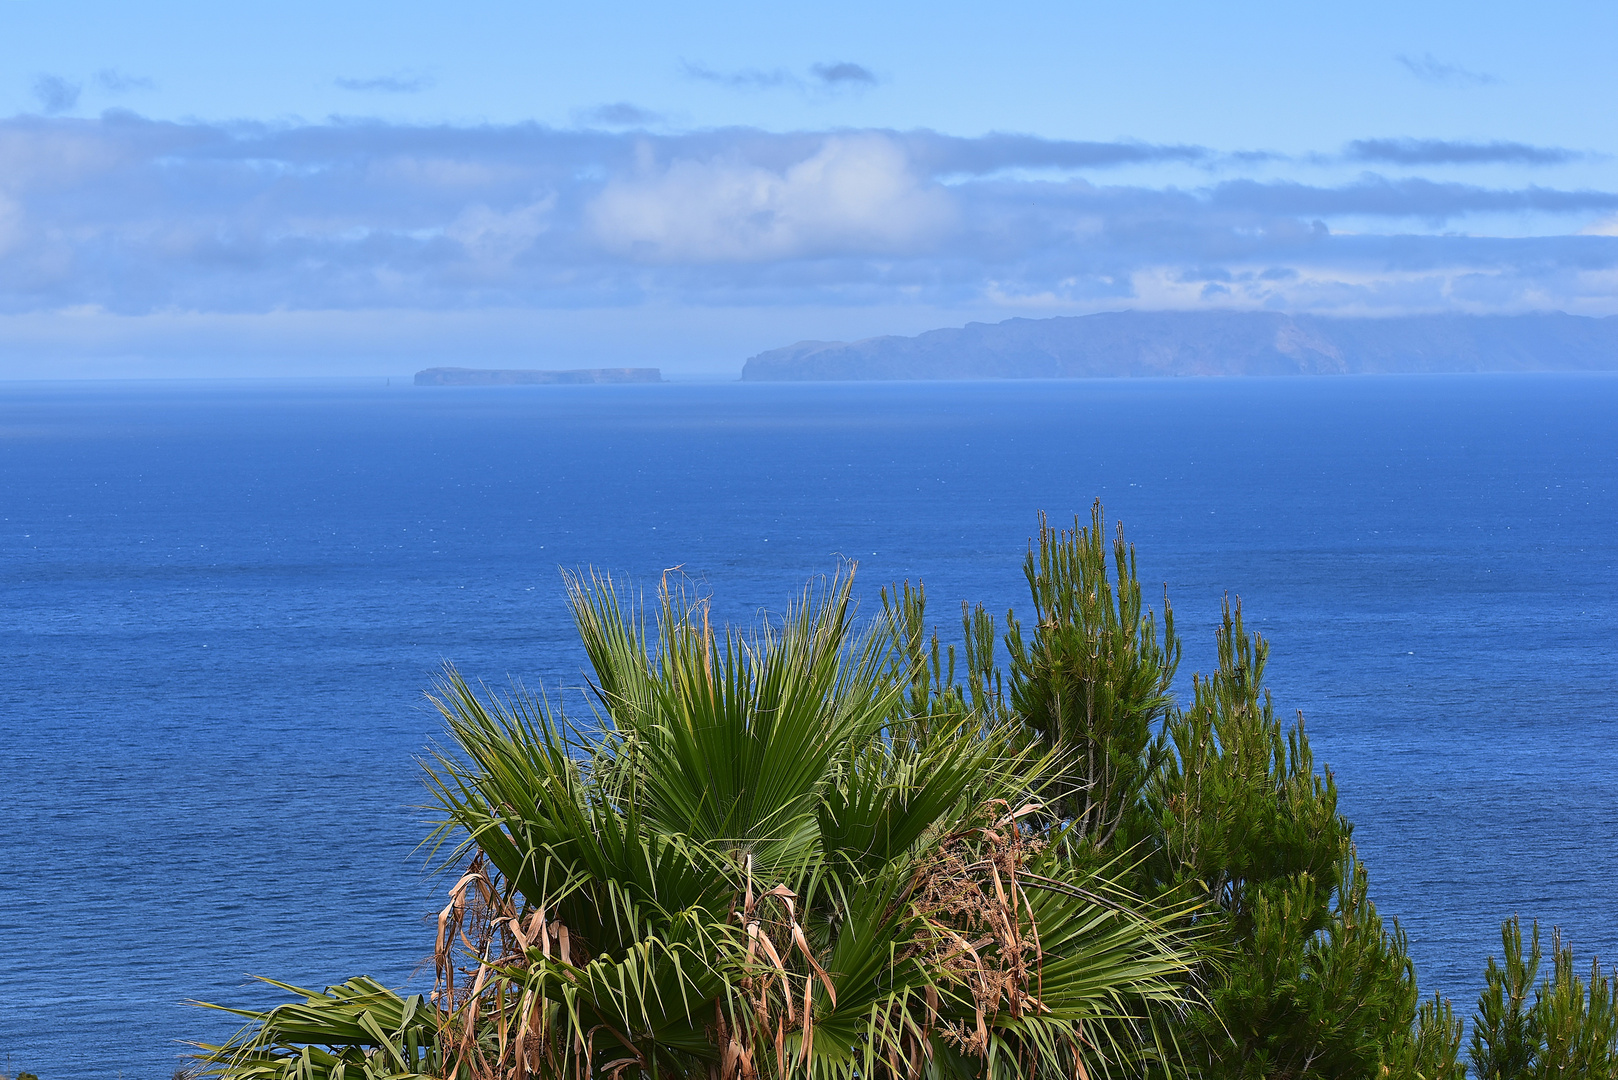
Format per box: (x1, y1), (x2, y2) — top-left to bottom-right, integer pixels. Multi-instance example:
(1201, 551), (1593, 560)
(2, 375), (1615, 1077)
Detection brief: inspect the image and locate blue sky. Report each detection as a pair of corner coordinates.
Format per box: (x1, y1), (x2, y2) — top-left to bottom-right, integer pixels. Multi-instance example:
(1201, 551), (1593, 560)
(3, 0), (1616, 376)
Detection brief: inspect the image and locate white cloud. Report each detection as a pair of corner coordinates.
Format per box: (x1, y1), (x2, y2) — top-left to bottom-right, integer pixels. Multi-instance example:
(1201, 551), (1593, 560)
(444, 197), (557, 270)
(0, 115), (1615, 326)
(587, 135), (957, 262)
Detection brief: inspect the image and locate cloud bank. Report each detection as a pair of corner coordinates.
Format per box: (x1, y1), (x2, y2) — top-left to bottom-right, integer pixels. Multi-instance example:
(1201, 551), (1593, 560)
(0, 113), (1614, 332)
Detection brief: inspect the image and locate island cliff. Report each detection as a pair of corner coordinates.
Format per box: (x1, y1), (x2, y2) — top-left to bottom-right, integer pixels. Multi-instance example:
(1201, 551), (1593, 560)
(741, 311), (1618, 381)
(415, 367), (662, 386)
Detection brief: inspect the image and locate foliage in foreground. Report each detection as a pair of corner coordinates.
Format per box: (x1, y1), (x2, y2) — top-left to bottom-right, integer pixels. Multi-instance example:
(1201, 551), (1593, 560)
(193, 977), (438, 1079)
(890, 506), (1463, 1079)
(1134, 605), (1463, 1080)
(193, 504), (1618, 1079)
(196, 565), (1197, 1079)
(1469, 916), (1618, 1079)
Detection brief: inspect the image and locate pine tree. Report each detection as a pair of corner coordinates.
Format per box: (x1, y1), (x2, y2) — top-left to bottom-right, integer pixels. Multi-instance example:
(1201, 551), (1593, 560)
(1003, 505), (1180, 846)
(974, 504), (1464, 1078)
(1469, 917), (1618, 1079)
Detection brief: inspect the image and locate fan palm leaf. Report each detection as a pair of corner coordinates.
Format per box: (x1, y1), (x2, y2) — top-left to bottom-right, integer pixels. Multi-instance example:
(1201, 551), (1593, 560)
(196, 568), (1198, 1080)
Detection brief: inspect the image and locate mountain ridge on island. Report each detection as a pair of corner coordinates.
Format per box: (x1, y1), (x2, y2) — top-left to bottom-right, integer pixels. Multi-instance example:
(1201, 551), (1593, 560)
(740, 311), (1618, 381)
(415, 367), (662, 386)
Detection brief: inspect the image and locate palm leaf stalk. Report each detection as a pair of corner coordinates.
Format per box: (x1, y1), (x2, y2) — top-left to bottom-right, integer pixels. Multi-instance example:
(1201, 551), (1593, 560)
(195, 567), (1198, 1080)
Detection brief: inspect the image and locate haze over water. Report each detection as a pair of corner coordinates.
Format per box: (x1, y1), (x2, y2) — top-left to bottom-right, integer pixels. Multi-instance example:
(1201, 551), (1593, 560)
(3, 373), (1616, 1077)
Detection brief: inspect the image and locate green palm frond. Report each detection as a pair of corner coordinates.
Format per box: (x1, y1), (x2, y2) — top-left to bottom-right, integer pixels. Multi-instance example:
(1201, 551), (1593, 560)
(192, 977), (439, 1080)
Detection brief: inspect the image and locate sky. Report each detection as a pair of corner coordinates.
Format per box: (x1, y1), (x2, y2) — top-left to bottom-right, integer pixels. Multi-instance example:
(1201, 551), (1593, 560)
(2, 0), (1617, 377)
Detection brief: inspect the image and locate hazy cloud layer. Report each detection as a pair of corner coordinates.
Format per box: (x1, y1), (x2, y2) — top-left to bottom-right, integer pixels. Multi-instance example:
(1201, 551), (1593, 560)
(810, 62), (877, 86)
(910, 132), (1209, 173)
(683, 60), (879, 93)
(32, 75), (82, 114)
(335, 72), (435, 93)
(575, 102), (666, 127)
(681, 62), (793, 90)
(1396, 53), (1501, 87)
(0, 114), (1613, 320)
(1347, 138), (1582, 166)
(94, 69), (157, 93)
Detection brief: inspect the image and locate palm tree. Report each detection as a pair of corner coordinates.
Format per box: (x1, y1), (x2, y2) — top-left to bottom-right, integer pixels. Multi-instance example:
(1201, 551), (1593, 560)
(195, 568), (1196, 1080)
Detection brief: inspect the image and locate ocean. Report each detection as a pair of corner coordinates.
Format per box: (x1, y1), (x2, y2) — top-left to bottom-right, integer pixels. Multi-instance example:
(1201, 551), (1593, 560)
(2, 374), (1615, 1077)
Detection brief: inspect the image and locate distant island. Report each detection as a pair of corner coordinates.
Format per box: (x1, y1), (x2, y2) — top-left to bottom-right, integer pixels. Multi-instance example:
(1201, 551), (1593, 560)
(741, 311), (1618, 381)
(415, 367), (662, 386)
